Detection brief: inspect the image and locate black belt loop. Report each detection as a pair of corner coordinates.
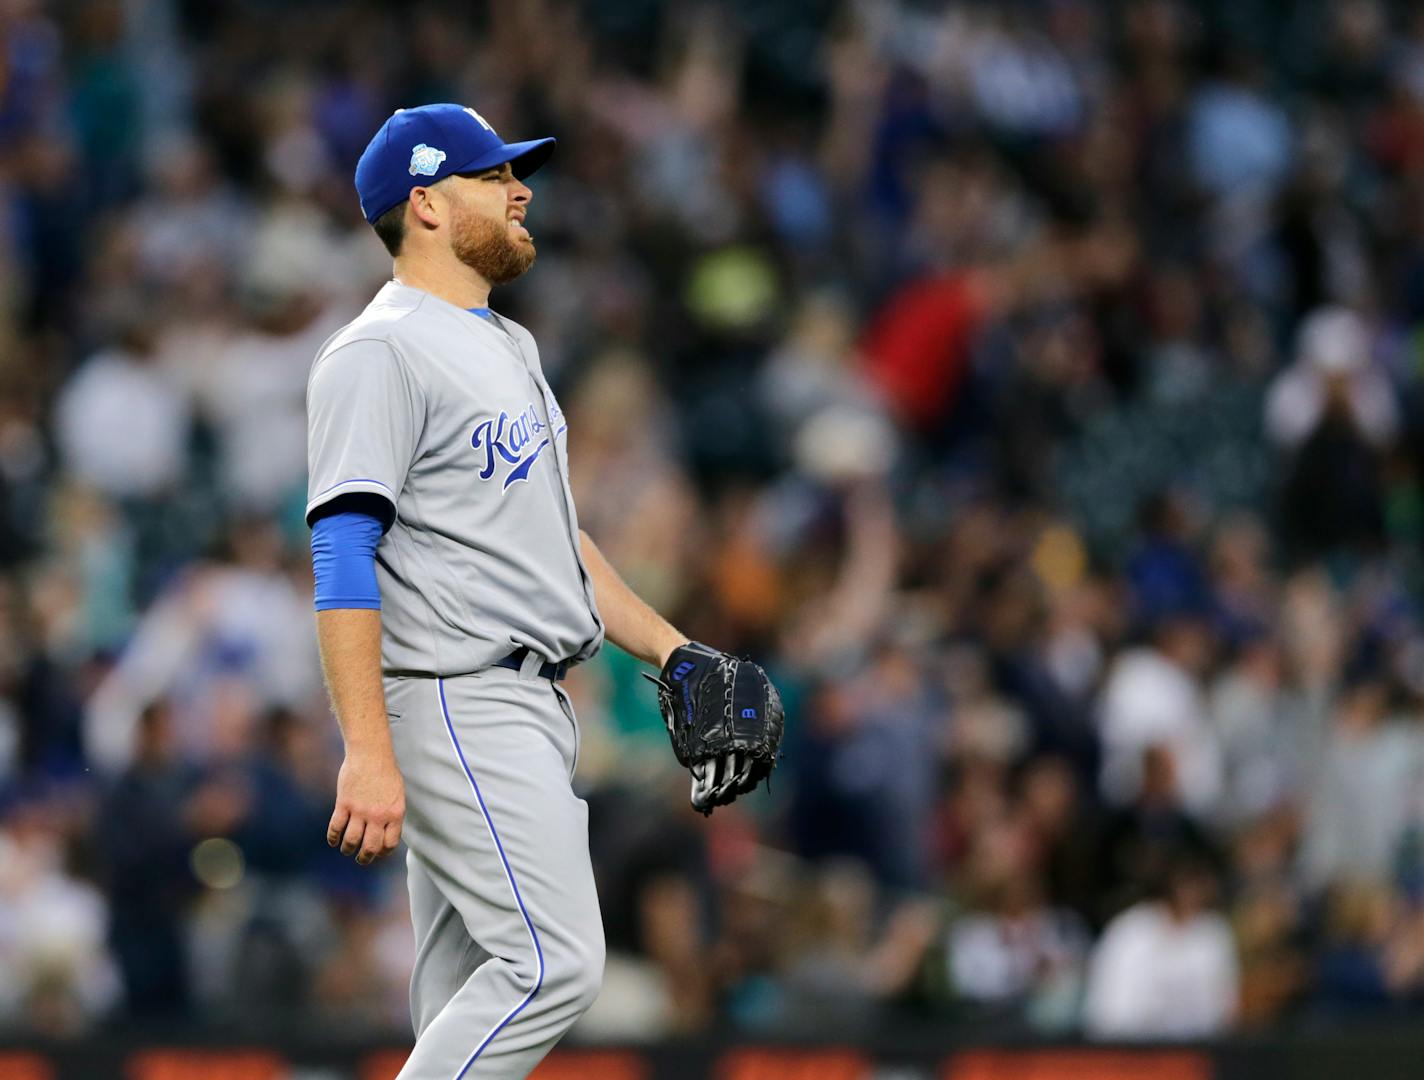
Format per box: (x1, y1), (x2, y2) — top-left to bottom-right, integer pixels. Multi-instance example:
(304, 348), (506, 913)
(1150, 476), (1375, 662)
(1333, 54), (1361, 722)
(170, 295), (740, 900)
(495, 646), (571, 682)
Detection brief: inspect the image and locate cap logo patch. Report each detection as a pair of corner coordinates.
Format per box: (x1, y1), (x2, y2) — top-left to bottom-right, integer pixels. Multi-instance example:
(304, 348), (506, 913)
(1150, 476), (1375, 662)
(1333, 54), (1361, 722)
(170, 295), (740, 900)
(463, 106), (494, 132)
(408, 143), (447, 176)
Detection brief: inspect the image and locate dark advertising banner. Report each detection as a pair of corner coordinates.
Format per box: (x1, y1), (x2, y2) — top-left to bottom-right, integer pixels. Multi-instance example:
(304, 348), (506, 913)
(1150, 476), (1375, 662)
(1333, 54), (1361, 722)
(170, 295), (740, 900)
(7, 1038), (1423, 1080)
(0, 1044), (1216, 1080)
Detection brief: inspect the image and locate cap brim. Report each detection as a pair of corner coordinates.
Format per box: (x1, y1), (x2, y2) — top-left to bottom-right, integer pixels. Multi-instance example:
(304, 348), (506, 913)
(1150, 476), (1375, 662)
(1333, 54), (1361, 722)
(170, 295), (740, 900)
(453, 137), (556, 180)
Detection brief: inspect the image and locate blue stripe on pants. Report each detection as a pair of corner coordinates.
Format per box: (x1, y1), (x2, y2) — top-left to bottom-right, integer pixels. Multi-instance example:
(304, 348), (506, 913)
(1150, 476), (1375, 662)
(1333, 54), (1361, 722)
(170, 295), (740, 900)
(436, 677), (546, 1078)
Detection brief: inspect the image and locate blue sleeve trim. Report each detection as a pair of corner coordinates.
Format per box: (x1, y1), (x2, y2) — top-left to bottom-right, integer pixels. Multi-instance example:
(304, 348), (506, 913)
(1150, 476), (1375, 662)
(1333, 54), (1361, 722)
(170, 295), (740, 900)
(311, 510), (384, 611)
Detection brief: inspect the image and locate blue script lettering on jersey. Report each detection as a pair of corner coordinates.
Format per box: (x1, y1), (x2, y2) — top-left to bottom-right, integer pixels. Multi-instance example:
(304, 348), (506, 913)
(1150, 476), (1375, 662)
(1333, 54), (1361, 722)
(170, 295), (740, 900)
(470, 400), (567, 491)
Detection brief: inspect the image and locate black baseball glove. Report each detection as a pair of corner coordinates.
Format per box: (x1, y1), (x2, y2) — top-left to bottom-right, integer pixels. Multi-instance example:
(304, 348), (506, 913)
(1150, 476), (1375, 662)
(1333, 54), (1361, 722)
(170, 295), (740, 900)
(643, 642), (785, 815)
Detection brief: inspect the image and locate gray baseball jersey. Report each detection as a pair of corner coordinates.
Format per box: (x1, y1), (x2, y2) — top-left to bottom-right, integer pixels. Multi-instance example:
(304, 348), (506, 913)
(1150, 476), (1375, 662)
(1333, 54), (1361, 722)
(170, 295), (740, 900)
(305, 280), (603, 675)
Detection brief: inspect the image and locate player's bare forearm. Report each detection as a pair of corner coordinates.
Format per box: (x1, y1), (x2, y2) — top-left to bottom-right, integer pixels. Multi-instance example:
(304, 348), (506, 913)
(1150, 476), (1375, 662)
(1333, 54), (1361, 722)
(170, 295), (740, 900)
(315, 608), (405, 864)
(316, 608), (395, 756)
(579, 530), (685, 669)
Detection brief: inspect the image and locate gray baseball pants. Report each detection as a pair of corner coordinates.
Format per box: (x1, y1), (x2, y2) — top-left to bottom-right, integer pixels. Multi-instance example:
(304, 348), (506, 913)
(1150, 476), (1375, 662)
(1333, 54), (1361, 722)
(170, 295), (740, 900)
(386, 661), (603, 1079)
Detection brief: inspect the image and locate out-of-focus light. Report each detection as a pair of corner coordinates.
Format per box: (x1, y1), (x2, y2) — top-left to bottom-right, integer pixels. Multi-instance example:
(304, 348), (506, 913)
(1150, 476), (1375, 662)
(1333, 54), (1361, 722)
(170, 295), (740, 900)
(190, 837), (245, 890)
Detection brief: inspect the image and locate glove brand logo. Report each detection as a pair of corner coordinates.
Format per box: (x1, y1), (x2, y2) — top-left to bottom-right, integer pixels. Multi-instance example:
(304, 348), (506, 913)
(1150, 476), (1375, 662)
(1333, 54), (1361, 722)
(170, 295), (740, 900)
(409, 143), (447, 176)
(645, 641), (785, 815)
(469, 399), (567, 491)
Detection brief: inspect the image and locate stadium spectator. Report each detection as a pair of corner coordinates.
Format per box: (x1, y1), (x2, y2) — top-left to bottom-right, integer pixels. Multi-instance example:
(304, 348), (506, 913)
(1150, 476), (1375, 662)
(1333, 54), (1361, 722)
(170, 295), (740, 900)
(1097, 614), (1223, 818)
(53, 315), (192, 503)
(0, 795), (120, 1035)
(1082, 854), (1239, 1039)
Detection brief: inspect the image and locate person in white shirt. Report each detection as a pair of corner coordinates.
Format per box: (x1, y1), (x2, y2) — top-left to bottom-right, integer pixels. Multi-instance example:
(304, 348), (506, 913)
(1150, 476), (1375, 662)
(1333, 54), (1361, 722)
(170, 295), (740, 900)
(54, 315), (192, 501)
(1097, 614), (1223, 819)
(1083, 855), (1238, 1039)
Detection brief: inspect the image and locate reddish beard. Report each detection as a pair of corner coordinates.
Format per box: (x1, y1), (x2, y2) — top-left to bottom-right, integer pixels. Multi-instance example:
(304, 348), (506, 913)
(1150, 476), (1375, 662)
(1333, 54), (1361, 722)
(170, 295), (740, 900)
(451, 204), (536, 285)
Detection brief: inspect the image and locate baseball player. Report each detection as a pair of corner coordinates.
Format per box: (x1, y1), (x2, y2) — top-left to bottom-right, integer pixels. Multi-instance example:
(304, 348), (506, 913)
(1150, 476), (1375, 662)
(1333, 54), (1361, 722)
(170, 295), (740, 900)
(305, 104), (781, 1079)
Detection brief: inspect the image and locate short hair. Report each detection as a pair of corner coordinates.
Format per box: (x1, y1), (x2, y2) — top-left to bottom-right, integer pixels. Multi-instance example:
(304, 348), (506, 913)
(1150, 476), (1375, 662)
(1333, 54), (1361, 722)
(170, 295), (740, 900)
(371, 202), (406, 256)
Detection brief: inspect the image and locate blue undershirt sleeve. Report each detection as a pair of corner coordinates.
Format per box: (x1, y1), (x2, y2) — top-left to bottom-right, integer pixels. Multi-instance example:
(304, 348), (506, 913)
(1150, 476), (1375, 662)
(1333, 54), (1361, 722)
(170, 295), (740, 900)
(311, 510), (384, 611)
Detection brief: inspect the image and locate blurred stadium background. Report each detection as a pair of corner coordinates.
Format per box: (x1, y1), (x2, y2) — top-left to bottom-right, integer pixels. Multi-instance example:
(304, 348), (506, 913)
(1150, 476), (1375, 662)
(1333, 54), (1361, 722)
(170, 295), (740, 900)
(5, 0), (1424, 1077)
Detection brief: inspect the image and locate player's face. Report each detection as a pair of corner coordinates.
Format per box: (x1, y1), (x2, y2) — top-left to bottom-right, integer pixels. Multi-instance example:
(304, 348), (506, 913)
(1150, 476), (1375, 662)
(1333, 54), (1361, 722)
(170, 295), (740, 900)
(444, 163), (536, 285)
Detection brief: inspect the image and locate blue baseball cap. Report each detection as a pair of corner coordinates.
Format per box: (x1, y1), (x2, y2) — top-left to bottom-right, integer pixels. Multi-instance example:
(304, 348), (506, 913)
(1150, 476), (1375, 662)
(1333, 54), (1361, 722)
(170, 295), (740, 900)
(354, 103), (556, 224)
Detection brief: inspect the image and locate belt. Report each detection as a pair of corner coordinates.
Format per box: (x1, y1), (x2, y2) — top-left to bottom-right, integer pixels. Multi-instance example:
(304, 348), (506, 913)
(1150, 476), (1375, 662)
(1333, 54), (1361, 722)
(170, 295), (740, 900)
(494, 647), (572, 682)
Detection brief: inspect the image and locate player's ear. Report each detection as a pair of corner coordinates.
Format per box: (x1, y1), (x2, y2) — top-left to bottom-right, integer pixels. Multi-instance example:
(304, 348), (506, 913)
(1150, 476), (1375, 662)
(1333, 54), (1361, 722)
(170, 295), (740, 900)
(408, 185), (442, 231)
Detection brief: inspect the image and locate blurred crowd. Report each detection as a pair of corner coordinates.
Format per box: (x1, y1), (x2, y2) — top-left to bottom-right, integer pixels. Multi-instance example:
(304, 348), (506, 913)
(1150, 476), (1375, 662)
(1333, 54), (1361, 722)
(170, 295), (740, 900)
(8, 0), (1424, 1046)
